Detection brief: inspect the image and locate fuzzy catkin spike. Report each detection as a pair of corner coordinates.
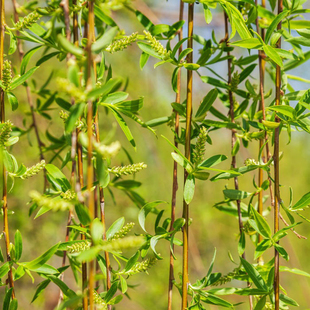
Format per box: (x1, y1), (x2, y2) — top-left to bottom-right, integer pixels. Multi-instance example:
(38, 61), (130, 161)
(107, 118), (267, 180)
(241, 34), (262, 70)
(59, 110), (84, 129)
(143, 31), (171, 60)
(0, 121), (13, 148)
(101, 236), (145, 252)
(108, 222), (135, 241)
(67, 241), (91, 253)
(93, 290), (108, 309)
(15, 11), (41, 30)
(29, 191), (74, 212)
(57, 78), (86, 102)
(2, 61), (12, 90)
(21, 160), (45, 179)
(61, 189), (76, 201)
(109, 163), (147, 177)
(121, 257), (156, 276)
(192, 127), (208, 164)
(230, 71), (240, 92)
(106, 32), (138, 53)
(244, 158), (259, 166)
(94, 140), (121, 159)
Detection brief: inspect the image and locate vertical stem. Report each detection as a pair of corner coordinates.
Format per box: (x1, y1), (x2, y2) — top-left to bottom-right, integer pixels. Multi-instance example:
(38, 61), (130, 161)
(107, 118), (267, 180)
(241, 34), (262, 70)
(11, 0), (47, 191)
(256, 0), (266, 265)
(181, 3), (193, 310)
(224, 13), (245, 257)
(92, 34), (112, 309)
(0, 0), (15, 298)
(168, 2), (183, 310)
(274, 0), (282, 308)
(80, 8), (88, 310)
(224, 13), (252, 310)
(86, 1), (95, 308)
(57, 0), (75, 305)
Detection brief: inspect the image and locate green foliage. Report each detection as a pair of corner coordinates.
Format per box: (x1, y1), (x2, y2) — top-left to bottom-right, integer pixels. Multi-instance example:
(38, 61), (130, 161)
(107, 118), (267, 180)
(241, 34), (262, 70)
(1, 0), (310, 309)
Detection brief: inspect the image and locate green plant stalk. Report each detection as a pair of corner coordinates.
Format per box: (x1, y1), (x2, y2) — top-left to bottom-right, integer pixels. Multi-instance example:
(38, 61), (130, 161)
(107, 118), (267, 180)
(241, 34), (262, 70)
(182, 3), (193, 310)
(86, 1), (95, 308)
(168, 2), (183, 310)
(224, 12), (253, 310)
(274, 0), (283, 308)
(58, 0), (75, 305)
(92, 30), (112, 307)
(0, 0), (15, 298)
(80, 11), (88, 310)
(11, 0), (47, 191)
(255, 0), (267, 265)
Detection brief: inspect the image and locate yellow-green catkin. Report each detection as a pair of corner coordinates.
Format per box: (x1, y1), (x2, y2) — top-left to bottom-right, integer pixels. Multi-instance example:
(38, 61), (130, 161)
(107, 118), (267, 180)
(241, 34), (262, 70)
(93, 290), (108, 310)
(192, 127), (208, 165)
(101, 236), (145, 252)
(108, 223), (135, 241)
(2, 61), (12, 90)
(0, 121), (13, 148)
(21, 160), (45, 179)
(244, 158), (259, 166)
(61, 189), (76, 201)
(120, 257), (156, 276)
(106, 32), (138, 53)
(94, 140), (121, 159)
(15, 11), (41, 30)
(230, 71), (239, 92)
(57, 78), (86, 102)
(67, 241), (91, 253)
(143, 31), (171, 60)
(29, 191), (74, 212)
(109, 163), (147, 177)
(59, 110), (84, 129)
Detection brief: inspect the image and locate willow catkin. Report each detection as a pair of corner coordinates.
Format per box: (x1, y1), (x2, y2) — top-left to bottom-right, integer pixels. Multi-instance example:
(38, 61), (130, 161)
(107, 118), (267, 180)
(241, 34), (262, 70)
(106, 32), (138, 53)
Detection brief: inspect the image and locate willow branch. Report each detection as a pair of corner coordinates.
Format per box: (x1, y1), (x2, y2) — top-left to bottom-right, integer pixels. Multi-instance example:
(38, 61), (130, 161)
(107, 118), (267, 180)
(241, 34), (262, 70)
(0, 0), (15, 298)
(92, 27), (112, 310)
(181, 3), (193, 310)
(168, 2), (184, 310)
(224, 12), (253, 310)
(57, 0), (75, 305)
(86, 1), (95, 308)
(274, 0), (283, 308)
(255, 0), (267, 265)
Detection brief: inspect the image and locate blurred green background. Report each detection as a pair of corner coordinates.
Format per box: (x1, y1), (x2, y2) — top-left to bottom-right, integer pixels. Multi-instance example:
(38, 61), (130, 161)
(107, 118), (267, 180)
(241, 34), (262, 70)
(2, 0), (310, 309)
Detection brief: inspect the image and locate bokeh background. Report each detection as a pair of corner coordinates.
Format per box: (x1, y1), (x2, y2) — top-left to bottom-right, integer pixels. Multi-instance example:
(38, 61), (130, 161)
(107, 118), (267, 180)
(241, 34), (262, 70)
(1, 0), (310, 309)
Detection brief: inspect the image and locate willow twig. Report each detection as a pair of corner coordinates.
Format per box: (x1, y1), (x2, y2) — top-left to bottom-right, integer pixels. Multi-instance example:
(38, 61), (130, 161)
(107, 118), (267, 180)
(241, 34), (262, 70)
(0, 0), (15, 298)
(181, 3), (194, 310)
(168, 2), (184, 310)
(224, 12), (253, 310)
(86, 1), (95, 308)
(273, 0), (283, 307)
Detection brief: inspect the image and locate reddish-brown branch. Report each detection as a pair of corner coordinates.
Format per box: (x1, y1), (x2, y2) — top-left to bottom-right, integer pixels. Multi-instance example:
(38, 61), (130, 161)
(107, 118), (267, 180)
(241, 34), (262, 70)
(1, 0), (15, 298)
(181, 4), (193, 310)
(224, 12), (253, 310)
(168, 2), (184, 310)
(274, 0), (283, 307)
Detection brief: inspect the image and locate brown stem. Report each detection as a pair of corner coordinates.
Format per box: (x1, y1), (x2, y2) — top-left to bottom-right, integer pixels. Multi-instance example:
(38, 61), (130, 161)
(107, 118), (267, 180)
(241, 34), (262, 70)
(0, 0), (15, 298)
(86, 1), (95, 309)
(224, 13), (253, 310)
(57, 0), (77, 305)
(168, 2), (184, 310)
(93, 83), (112, 307)
(274, 0), (283, 308)
(255, 0), (266, 266)
(181, 3), (193, 310)
(11, 0), (47, 191)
